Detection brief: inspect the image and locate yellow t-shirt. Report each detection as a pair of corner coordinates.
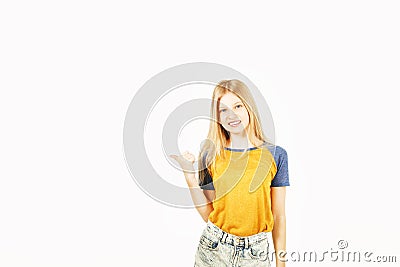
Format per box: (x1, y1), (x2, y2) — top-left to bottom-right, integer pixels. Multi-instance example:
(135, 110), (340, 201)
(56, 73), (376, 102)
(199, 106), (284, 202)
(206, 146), (278, 237)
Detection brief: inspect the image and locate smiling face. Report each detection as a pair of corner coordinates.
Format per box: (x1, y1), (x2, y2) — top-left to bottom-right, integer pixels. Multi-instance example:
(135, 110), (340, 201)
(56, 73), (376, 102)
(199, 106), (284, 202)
(218, 91), (250, 134)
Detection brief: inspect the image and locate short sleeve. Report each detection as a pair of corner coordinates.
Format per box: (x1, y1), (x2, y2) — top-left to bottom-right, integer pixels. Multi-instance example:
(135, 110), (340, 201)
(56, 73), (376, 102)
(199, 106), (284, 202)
(199, 153), (215, 190)
(271, 146), (290, 187)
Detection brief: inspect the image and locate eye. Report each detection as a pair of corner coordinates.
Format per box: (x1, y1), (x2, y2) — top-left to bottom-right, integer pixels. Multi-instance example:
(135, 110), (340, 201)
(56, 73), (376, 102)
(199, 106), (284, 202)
(219, 108), (227, 113)
(235, 104), (243, 109)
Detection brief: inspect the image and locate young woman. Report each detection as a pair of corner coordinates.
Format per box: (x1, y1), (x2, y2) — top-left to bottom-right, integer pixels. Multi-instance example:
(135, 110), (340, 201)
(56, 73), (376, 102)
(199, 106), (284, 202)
(170, 79), (289, 267)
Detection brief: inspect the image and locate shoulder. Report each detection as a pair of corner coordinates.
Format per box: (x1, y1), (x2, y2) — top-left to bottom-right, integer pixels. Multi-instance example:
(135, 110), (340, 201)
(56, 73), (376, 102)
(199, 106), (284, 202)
(273, 145), (286, 153)
(274, 145), (288, 160)
(265, 144), (288, 163)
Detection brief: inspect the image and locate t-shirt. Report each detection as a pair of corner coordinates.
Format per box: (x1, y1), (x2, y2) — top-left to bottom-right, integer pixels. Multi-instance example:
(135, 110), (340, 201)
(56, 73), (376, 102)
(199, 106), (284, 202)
(199, 143), (290, 236)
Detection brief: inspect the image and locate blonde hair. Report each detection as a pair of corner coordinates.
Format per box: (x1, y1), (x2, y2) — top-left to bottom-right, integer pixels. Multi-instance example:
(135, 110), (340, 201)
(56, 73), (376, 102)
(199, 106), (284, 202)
(198, 79), (272, 185)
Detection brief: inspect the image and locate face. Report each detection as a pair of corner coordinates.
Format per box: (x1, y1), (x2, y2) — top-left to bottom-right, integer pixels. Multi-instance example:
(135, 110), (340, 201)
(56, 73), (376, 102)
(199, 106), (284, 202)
(218, 92), (250, 134)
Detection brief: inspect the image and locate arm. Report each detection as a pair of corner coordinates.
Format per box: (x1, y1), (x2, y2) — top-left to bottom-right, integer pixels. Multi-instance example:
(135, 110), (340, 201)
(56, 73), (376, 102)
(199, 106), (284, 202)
(169, 152), (214, 222)
(184, 172), (214, 222)
(203, 189), (216, 203)
(271, 186), (287, 267)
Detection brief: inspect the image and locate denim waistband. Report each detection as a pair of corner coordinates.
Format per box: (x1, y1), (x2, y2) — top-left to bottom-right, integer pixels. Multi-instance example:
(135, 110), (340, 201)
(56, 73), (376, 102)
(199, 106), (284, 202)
(205, 220), (268, 249)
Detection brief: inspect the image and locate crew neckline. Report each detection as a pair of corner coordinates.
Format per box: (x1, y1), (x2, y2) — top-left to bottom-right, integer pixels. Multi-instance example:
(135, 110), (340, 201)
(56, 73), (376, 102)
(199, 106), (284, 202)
(224, 141), (267, 152)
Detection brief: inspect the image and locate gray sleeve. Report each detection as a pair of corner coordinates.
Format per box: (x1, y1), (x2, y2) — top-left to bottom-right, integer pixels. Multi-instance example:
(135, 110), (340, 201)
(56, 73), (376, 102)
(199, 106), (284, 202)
(199, 167), (215, 190)
(199, 152), (215, 190)
(271, 146), (290, 187)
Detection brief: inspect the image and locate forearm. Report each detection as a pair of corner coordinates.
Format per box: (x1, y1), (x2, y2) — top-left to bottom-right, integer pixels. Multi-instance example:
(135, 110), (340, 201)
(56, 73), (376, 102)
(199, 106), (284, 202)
(272, 215), (287, 267)
(184, 172), (214, 222)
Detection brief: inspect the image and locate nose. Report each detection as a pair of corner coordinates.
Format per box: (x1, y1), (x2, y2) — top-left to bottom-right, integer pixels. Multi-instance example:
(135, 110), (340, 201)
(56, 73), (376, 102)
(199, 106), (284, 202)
(227, 110), (240, 120)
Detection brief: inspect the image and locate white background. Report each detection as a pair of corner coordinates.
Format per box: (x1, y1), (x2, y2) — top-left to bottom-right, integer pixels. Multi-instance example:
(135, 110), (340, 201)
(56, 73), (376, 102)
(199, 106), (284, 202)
(1, 1), (399, 266)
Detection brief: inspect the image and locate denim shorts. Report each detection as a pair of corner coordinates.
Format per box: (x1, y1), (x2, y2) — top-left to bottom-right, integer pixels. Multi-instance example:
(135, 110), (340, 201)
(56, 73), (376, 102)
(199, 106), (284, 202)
(194, 220), (271, 267)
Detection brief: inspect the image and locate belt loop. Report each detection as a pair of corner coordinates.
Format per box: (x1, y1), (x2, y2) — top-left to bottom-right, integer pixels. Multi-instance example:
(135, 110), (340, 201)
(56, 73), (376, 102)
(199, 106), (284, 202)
(219, 232), (225, 243)
(223, 232), (228, 244)
(245, 237), (249, 249)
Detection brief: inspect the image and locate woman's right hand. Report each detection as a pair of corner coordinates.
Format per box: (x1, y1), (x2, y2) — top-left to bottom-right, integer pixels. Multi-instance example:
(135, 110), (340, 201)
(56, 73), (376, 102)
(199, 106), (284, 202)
(169, 151), (195, 173)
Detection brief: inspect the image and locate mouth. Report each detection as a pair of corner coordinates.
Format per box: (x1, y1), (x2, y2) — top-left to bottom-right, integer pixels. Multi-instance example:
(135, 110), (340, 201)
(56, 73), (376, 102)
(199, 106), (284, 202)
(228, 120), (241, 127)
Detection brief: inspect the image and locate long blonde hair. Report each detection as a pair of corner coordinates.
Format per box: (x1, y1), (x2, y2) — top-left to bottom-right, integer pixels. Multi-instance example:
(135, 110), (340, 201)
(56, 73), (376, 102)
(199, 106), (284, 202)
(198, 79), (272, 185)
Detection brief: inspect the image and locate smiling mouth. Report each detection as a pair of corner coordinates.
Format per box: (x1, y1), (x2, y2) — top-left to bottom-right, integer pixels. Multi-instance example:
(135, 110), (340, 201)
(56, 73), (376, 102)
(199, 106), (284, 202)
(228, 120), (241, 126)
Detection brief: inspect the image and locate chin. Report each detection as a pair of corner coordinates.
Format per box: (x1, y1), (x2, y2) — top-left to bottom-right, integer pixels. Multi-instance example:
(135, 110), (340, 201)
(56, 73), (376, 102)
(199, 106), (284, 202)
(228, 128), (246, 134)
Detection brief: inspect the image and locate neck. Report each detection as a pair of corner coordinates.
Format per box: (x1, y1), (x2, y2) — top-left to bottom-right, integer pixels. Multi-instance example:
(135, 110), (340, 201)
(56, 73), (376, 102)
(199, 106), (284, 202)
(227, 132), (262, 149)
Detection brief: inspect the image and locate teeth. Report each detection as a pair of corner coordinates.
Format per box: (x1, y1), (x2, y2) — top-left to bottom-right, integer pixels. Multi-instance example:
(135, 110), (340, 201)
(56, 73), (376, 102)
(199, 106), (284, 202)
(229, 120), (241, 126)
